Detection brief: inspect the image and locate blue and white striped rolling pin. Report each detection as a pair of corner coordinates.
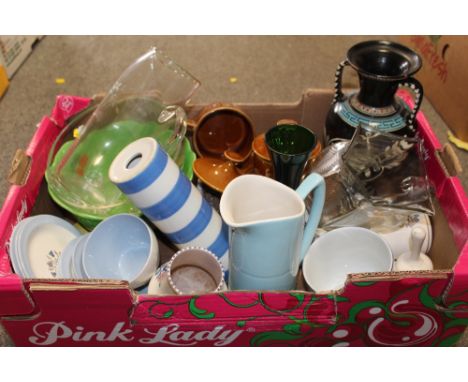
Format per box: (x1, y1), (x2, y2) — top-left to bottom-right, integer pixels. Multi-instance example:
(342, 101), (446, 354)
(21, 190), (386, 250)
(109, 137), (229, 270)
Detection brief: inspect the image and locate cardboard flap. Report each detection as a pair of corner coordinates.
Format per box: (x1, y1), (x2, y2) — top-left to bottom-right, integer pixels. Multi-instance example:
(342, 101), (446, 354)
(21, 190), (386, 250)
(7, 149), (31, 186)
(130, 291), (338, 327)
(0, 275), (35, 317)
(436, 271), (468, 318)
(49, 95), (92, 127)
(436, 143), (463, 177)
(23, 280), (135, 317)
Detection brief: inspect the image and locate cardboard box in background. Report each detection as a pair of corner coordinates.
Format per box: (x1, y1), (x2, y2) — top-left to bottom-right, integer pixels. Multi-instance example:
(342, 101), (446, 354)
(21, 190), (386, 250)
(400, 36), (468, 142)
(0, 65), (7, 98)
(0, 36), (41, 97)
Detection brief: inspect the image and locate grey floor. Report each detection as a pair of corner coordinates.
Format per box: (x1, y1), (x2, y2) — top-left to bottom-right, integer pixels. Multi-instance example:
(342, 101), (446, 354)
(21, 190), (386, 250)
(0, 36), (467, 346)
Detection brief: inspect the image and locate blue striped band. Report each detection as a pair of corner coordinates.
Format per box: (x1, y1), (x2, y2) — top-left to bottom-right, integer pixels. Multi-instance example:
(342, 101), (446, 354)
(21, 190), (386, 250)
(141, 171), (192, 221)
(207, 223), (229, 258)
(165, 198), (213, 244)
(117, 145), (168, 195)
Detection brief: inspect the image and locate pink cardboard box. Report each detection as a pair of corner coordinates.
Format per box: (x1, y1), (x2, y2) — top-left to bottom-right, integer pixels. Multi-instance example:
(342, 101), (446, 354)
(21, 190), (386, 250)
(1, 90), (468, 346)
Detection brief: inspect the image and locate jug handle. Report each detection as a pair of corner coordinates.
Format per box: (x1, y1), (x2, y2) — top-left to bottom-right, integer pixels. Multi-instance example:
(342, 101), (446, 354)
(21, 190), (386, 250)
(157, 105), (187, 157)
(399, 77), (424, 132)
(333, 60), (350, 104)
(158, 105), (187, 141)
(296, 173), (326, 260)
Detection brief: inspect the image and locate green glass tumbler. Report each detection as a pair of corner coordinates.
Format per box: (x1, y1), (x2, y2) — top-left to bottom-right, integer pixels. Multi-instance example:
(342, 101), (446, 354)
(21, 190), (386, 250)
(265, 123), (317, 189)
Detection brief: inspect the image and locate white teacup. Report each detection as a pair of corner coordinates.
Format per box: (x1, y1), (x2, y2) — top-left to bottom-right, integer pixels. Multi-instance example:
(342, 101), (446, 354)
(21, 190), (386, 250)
(303, 227), (393, 293)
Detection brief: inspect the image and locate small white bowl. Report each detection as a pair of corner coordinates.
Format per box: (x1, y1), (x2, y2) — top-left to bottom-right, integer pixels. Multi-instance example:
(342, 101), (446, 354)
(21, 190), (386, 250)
(82, 214), (159, 288)
(303, 227), (393, 293)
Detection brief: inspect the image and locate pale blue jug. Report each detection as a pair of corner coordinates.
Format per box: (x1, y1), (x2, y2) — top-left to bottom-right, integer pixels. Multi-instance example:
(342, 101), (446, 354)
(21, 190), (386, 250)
(220, 173), (325, 290)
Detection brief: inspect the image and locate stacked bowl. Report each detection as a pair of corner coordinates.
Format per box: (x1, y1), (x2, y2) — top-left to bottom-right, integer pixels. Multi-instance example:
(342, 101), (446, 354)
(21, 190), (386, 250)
(9, 214), (159, 289)
(9, 215), (81, 279)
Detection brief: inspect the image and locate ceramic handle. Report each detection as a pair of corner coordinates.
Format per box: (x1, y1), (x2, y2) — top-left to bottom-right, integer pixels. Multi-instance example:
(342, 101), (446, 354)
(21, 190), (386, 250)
(333, 60), (350, 103)
(295, 173), (326, 260)
(409, 226), (426, 261)
(400, 78), (424, 132)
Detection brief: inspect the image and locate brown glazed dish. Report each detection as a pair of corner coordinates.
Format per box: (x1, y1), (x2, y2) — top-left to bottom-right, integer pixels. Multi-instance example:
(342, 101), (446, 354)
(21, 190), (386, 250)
(191, 104), (255, 161)
(192, 104), (255, 192)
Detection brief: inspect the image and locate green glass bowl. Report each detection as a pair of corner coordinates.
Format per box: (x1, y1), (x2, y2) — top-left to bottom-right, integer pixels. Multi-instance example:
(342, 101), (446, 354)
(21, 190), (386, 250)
(46, 136), (196, 230)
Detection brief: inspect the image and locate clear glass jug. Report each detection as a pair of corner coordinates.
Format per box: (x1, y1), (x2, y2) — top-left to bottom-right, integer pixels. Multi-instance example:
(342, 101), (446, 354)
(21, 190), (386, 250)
(46, 47), (200, 229)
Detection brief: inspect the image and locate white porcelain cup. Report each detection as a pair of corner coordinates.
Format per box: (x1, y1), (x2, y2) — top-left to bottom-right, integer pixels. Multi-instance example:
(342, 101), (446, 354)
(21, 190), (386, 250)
(303, 227), (393, 293)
